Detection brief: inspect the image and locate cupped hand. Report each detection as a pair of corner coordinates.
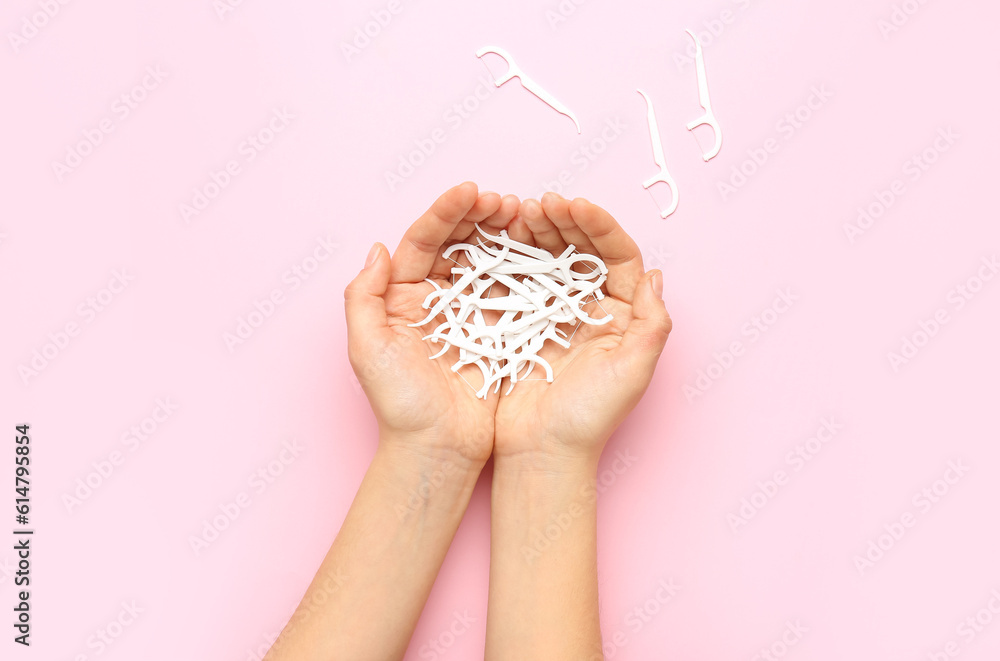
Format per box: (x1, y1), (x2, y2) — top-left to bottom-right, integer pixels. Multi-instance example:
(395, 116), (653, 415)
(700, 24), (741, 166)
(493, 193), (673, 464)
(344, 182), (521, 467)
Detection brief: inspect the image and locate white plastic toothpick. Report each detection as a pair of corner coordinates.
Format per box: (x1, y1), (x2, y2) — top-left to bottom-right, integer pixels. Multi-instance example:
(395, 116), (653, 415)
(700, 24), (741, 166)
(476, 46), (582, 133)
(685, 29), (723, 161)
(408, 225), (610, 398)
(637, 89), (680, 219)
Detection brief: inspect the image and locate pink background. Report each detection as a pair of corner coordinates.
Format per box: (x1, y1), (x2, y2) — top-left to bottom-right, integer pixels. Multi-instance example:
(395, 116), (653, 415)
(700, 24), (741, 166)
(3, 0), (1000, 659)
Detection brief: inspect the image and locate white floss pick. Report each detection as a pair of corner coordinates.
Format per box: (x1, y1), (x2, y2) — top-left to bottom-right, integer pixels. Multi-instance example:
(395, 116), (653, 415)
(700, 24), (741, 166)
(476, 46), (582, 134)
(408, 225), (611, 398)
(685, 29), (723, 162)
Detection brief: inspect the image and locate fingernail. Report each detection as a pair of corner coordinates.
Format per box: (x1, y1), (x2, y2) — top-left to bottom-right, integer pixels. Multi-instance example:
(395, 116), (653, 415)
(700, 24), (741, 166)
(651, 270), (663, 299)
(365, 243), (380, 268)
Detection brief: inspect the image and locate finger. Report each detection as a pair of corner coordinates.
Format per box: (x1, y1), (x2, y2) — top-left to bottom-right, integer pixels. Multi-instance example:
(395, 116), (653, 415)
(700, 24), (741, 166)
(520, 198), (568, 257)
(568, 197), (645, 302)
(447, 191), (503, 241)
(427, 194), (519, 281)
(391, 181), (482, 284)
(467, 191), (503, 222)
(344, 243), (392, 356)
(618, 270), (672, 376)
(541, 192), (598, 257)
(480, 193), (521, 231)
(506, 213), (535, 246)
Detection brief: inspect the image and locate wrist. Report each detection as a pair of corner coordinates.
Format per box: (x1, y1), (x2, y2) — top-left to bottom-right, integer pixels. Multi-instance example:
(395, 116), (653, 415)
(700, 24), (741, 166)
(368, 442), (483, 525)
(492, 442), (602, 478)
(376, 431), (487, 484)
(491, 452), (599, 509)
(378, 428), (489, 477)
(490, 449), (600, 572)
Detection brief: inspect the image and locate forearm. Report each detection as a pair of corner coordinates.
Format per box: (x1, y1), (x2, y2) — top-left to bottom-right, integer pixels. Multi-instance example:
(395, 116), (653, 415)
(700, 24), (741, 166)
(265, 437), (483, 661)
(485, 453), (603, 661)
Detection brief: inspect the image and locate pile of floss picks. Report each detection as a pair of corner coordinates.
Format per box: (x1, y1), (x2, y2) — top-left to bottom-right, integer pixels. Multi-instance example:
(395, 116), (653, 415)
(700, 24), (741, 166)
(409, 225), (612, 399)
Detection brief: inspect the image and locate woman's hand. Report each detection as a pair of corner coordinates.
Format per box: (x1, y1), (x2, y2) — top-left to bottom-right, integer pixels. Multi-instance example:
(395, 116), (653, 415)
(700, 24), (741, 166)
(494, 193), (673, 465)
(344, 181), (520, 468)
(270, 186), (521, 661)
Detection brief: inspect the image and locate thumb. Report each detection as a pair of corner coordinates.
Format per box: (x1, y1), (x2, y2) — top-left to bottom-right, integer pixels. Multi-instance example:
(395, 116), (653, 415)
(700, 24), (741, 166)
(344, 243), (391, 349)
(618, 270), (672, 375)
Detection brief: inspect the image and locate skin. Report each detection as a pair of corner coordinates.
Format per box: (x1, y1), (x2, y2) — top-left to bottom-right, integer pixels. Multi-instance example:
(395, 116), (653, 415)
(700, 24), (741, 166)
(487, 194), (671, 661)
(262, 182), (671, 661)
